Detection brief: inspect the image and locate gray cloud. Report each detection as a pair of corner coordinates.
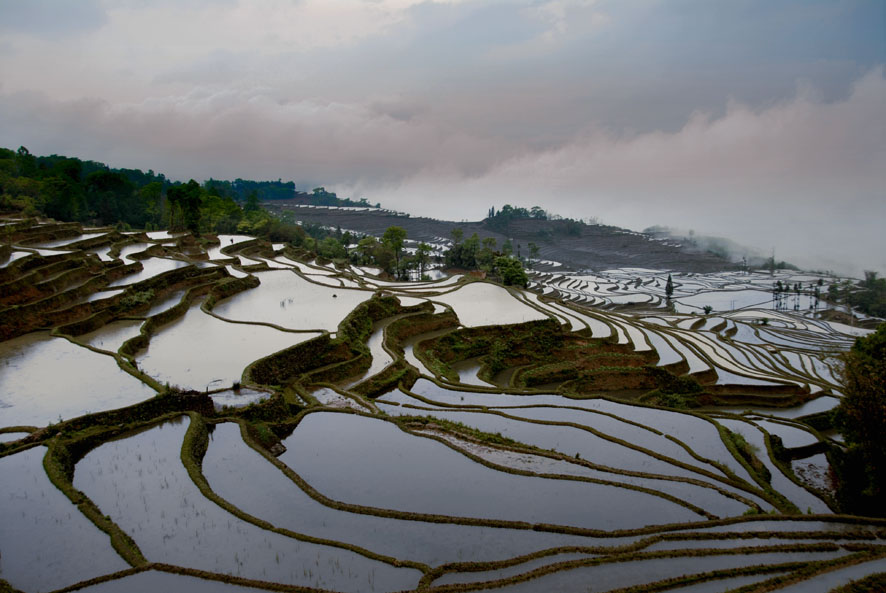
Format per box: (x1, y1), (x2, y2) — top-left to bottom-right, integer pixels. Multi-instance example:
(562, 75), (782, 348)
(0, 0), (107, 37)
(0, 0), (883, 276)
(347, 68), (886, 276)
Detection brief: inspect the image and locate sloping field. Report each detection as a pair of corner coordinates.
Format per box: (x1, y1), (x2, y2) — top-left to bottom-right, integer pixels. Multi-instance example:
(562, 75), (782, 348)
(0, 219), (883, 593)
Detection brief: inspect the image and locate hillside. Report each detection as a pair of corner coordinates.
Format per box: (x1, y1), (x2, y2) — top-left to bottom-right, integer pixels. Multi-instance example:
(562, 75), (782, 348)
(266, 201), (735, 273)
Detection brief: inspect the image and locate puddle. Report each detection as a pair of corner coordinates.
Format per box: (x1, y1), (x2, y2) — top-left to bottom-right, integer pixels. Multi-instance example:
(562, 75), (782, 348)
(791, 453), (833, 493)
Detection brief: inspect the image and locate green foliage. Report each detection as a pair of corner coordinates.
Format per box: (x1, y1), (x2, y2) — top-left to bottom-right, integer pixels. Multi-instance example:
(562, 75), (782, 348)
(832, 324), (886, 515)
(382, 225), (407, 275)
(527, 242), (540, 267)
(484, 203), (547, 232)
(644, 368), (704, 408)
(446, 232), (481, 269)
(494, 257), (528, 287)
(850, 271), (886, 317)
(318, 236), (347, 260)
(414, 242), (432, 277)
(116, 289), (156, 312)
(666, 274), (674, 299)
(827, 573), (886, 593)
(724, 429), (772, 483)
(0, 145), (379, 243)
(167, 179), (203, 233)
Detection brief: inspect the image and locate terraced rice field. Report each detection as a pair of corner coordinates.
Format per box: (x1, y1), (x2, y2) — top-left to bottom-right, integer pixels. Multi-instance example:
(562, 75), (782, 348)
(0, 219), (883, 593)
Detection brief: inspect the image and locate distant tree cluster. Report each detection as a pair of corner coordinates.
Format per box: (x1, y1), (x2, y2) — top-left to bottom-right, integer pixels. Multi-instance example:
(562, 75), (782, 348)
(444, 228), (528, 287)
(202, 179), (378, 208)
(823, 272), (886, 318)
(304, 187), (377, 208)
(204, 178), (296, 202)
(484, 203), (587, 239)
(853, 271), (886, 318)
(485, 204), (547, 232)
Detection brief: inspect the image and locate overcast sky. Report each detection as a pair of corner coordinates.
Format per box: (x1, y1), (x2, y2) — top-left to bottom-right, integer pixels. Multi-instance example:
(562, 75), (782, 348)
(1, 0), (884, 275)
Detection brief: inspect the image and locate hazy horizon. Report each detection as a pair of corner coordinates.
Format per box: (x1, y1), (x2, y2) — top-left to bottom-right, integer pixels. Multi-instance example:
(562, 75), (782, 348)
(1, 0), (884, 276)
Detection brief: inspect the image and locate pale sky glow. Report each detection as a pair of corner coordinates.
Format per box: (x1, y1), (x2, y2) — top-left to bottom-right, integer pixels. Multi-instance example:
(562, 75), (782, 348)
(1, 0), (884, 274)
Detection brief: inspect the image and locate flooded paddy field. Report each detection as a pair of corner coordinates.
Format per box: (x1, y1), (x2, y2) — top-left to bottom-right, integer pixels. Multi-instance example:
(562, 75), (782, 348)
(0, 220), (883, 593)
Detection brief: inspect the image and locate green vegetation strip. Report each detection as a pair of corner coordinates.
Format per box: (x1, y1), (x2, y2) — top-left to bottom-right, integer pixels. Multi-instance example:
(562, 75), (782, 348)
(729, 551), (886, 593)
(717, 422), (799, 513)
(50, 563), (335, 593)
(43, 430), (153, 567)
(390, 400), (766, 511)
(240, 408), (783, 540)
(394, 376), (765, 496)
(419, 544), (855, 592)
(398, 389), (759, 495)
(245, 294), (405, 387)
(827, 571), (886, 593)
(400, 419), (716, 520)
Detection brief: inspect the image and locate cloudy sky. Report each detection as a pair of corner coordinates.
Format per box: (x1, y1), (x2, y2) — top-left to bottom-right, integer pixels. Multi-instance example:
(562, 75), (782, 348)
(1, 0), (884, 274)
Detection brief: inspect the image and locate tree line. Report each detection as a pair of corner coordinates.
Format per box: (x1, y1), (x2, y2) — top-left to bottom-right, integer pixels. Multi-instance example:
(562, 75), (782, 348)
(0, 146), (538, 285)
(0, 146), (377, 234)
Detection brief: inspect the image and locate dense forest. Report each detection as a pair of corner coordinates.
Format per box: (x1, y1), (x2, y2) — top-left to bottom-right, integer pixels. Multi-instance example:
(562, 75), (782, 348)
(0, 146), (375, 233)
(0, 146), (529, 285)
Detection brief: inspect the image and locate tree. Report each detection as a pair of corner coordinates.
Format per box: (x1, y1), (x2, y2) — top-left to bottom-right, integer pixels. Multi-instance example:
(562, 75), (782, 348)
(167, 180), (203, 233)
(528, 242), (540, 267)
(451, 227), (464, 248)
(477, 236), (497, 271)
(501, 239), (513, 257)
(834, 324), (886, 515)
(139, 182), (164, 228)
(415, 242), (431, 279)
(382, 226), (407, 275)
(495, 256), (528, 287)
(15, 146), (37, 177)
(85, 170), (135, 225)
(318, 236), (347, 260)
(355, 236), (379, 265)
(244, 190), (260, 213)
(665, 274), (674, 300)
